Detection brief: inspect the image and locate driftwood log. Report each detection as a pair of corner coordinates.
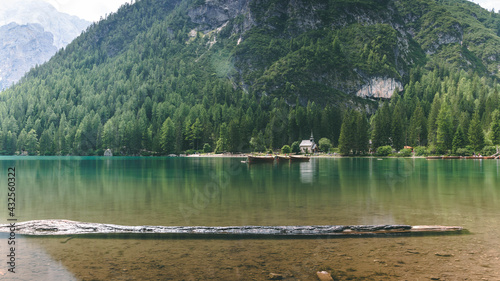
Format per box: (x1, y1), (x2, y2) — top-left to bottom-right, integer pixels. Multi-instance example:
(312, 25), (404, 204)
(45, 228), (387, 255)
(0, 220), (464, 236)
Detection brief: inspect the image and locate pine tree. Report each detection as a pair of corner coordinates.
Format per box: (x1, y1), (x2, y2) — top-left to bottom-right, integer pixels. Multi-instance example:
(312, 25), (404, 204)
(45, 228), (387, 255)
(332, 36), (342, 64)
(3, 131), (17, 155)
(355, 111), (369, 155)
(183, 119), (192, 150)
(371, 102), (391, 149)
(468, 111), (484, 152)
(490, 120), (500, 146)
(189, 118), (203, 150)
(75, 115), (94, 154)
(427, 94), (442, 146)
(25, 129), (39, 155)
(102, 119), (117, 151)
(435, 102), (453, 154)
(391, 99), (406, 151)
(215, 123), (229, 153)
(490, 109), (500, 146)
(338, 110), (354, 155)
(228, 120), (241, 152)
(138, 108), (150, 150)
(128, 119), (142, 155)
(17, 129), (27, 152)
(409, 102), (427, 146)
(160, 117), (175, 154)
(452, 124), (466, 153)
(39, 129), (54, 155)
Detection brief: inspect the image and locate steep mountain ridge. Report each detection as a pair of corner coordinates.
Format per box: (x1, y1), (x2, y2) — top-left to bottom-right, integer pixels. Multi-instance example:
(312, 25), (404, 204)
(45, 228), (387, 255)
(187, 0), (499, 99)
(0, 0), (90, 49)
(0, 22), (57, 90)
(0, 0), (90, 90)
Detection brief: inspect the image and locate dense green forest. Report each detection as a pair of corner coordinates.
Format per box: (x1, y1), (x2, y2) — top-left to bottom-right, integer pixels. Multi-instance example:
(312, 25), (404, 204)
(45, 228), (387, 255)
(0, 0), (499, 156)
(339, 68), (500, 156)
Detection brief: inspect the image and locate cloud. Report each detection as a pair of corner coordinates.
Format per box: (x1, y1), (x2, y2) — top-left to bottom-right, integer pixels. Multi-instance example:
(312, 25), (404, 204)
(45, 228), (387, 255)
(472, 0), (500, 12)
(42, 0), (500, 22)
(44, 0), (130, 22)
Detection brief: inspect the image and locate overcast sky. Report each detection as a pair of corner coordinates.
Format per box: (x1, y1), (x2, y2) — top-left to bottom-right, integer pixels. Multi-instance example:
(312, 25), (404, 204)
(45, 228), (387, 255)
(472, 0), (500, 12)
(43, 0), (131, 22)
(41, 0), (500, 22)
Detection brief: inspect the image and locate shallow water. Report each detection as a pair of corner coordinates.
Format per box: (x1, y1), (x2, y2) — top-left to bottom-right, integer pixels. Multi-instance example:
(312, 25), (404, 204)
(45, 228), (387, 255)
(0, 157), (499, 280)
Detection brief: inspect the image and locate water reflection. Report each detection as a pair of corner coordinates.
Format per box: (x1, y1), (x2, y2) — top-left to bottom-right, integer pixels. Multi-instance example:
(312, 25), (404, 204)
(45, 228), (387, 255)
(299, 161), (314, 184)
(0, 157), (498, 229)
(0, 157), (498, 280)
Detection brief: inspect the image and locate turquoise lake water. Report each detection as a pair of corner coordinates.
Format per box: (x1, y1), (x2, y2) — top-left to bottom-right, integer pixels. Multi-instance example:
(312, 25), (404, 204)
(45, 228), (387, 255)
(0, 157), (499, 280)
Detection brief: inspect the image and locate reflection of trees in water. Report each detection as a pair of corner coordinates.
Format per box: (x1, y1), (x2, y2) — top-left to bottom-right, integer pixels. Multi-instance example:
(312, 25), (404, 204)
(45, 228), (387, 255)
(5, 157), (500, 231)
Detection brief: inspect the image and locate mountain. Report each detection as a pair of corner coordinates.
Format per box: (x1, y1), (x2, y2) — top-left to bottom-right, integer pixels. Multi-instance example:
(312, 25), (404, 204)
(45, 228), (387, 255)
(0, 0), (499, 156)
(188, 0), (499, 99)
(0, 0), (90, 90)
(0, 23), (57, 90)
(0, 0), (90, 49)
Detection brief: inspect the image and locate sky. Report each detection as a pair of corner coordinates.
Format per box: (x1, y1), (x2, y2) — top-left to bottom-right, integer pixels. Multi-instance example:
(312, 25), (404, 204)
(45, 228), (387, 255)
(41, 0), (500, 22)
(43, 0), (131, 22)
(471, 0), (500, 12)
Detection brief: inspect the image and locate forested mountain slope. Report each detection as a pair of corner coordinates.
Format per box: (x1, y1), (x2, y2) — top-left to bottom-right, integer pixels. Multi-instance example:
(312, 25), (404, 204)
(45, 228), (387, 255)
(0, 0), (499, 156)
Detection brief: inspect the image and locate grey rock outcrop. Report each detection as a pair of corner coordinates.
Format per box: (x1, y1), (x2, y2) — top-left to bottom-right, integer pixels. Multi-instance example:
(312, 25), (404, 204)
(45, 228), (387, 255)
(0, 0), (90, 49)
(187, 0), (409, 100)
(0, 23), (57, 90)
(356, 77), (403, 99)
(188, 0), (254, 33)
(0, 0), (90, 91)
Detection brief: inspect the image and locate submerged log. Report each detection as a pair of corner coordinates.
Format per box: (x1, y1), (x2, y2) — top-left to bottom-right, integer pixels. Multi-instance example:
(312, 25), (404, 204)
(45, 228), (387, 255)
(0, 220), (464, 236)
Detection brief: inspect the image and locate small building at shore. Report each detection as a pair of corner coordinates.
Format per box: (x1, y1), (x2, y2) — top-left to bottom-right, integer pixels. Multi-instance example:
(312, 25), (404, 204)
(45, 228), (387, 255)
(104, 149), (113, 156)
(299, 132), (317, 154)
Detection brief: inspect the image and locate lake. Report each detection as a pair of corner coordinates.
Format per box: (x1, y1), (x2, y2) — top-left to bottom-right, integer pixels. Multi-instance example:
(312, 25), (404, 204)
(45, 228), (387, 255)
(0, 156), (499, 280)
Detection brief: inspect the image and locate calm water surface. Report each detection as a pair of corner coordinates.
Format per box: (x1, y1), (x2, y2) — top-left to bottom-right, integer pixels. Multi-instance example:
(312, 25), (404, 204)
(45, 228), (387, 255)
(0, 157), (499, 280)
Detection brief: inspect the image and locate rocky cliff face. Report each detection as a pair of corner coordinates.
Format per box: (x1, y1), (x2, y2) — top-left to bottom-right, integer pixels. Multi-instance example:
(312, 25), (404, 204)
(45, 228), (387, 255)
(0, 0), (90, 91)
(356, 77), (403, 99)
(186, 0), (499, 102)
(187, 0), (410, 100)
(0, 23), (57, 90)
(0, 0), (90, 49)
(188, 0), (255, 33)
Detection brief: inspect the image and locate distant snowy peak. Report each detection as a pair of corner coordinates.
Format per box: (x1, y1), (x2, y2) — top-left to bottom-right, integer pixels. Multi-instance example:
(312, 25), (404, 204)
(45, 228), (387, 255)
(0, 0), (90, 49)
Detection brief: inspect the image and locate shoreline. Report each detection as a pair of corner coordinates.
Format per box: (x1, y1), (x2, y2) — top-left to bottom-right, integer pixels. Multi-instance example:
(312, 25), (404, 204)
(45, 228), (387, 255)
(186, 153), (429, 159)
(3, 153), (494, 159)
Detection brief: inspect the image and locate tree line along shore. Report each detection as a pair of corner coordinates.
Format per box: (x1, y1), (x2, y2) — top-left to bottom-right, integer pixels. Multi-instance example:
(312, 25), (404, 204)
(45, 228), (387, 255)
(1, 68), (499, 157)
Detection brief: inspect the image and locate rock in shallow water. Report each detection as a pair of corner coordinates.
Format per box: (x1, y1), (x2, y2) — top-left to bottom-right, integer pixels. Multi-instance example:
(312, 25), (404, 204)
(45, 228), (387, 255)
(316, 271), (334, 281)
(268, 272), (283, 280)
